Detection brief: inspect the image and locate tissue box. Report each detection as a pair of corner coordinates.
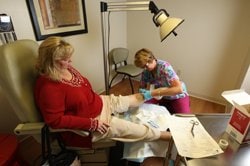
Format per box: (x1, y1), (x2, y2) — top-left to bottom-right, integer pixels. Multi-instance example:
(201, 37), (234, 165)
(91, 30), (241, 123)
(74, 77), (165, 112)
(222, 89), (250, 144)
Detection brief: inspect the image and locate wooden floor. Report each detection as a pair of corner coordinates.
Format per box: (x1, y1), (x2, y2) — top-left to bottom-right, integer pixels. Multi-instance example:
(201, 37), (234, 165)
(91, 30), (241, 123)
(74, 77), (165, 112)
(17, 79), (226, 165)
(105, 79), (226, 114)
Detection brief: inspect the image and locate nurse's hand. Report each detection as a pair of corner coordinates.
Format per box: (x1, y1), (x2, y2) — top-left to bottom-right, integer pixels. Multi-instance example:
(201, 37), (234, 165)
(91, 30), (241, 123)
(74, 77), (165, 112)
(139, 88), (152, 101)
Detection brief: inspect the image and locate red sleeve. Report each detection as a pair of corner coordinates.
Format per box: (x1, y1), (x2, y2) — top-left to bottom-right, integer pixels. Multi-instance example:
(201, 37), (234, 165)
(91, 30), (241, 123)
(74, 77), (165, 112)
(35, 80), (92, 130)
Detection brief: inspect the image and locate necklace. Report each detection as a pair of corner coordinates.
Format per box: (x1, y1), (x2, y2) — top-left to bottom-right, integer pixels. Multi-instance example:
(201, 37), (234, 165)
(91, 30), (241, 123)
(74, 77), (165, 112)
(61, 67), (84, 87)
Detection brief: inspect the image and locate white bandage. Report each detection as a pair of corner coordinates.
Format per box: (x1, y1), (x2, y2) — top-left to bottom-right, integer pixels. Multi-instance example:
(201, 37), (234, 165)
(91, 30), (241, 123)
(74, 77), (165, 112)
(110, 94), (129, 113)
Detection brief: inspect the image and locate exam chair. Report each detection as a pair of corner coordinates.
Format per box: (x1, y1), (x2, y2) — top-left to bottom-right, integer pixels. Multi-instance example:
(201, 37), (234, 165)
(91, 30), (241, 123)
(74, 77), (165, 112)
(0, 39), (115, 165)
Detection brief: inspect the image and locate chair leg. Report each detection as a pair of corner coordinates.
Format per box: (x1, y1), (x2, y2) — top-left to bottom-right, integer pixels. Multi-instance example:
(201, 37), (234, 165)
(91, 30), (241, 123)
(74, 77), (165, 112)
(109, 74), (119, 88)
(174, 153), (183, 166)
(122, 74), (126, 80)
(128, 77), (134, 94)
(163, 137), (174, 165)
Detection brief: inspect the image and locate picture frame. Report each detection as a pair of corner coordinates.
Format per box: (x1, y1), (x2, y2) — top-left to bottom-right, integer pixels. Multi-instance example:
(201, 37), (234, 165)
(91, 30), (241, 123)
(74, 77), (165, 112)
(26, 0), (88, 41)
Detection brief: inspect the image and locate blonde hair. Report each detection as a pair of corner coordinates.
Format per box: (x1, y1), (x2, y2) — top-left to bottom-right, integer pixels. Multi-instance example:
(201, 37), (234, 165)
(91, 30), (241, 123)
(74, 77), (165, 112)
(36, 36), (74, 81)
(134, 48), (156, 68)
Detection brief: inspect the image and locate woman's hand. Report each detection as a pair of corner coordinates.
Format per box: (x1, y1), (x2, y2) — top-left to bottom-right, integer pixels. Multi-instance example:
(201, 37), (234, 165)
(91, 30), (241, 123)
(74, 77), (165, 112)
(96, 120), (110, 134)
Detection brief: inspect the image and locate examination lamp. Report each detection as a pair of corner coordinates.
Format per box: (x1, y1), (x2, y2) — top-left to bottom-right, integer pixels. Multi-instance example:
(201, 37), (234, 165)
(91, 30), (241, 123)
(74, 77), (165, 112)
(148, 1), (184, 41)
(100, 1), (184, 94)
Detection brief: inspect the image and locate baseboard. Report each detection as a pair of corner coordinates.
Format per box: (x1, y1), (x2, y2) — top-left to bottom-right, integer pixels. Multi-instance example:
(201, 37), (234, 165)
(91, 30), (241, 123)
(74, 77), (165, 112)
(188, 92), (226, 106)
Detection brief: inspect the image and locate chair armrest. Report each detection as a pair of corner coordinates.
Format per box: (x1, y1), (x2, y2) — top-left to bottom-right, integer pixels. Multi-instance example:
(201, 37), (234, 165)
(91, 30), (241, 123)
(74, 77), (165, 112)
(49, 128), (90, 137)
(14, 122), (45, 135)
(14, 123), (90, 137)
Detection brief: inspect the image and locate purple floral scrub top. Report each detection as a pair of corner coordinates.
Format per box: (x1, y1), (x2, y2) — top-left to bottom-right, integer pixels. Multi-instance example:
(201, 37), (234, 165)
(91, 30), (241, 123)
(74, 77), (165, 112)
(140, 60), (188, 100)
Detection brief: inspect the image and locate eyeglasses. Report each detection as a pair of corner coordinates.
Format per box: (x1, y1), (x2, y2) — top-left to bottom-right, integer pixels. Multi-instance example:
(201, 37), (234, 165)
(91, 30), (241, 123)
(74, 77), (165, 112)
(143, 62), (150, 69)
(143, 60), (153, 69)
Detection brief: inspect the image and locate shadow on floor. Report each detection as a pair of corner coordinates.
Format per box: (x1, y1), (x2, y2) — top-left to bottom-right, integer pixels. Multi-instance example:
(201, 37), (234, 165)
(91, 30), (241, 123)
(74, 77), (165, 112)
(108, 141), (140, 166)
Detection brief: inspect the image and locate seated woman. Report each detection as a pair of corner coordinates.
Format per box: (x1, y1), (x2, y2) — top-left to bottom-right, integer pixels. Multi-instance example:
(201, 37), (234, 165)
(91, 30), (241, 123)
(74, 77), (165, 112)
(34, 36), (171, 148)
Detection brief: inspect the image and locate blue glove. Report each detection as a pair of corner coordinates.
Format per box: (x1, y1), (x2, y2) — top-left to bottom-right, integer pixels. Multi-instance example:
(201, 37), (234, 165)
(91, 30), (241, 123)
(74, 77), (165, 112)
(139, 88), (152, 101)
(139, 88), (147, 93)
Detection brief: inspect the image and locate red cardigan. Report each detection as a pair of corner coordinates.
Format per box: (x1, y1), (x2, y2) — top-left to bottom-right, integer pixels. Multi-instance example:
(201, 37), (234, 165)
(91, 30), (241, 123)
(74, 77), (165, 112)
(34, 67), (103, 147)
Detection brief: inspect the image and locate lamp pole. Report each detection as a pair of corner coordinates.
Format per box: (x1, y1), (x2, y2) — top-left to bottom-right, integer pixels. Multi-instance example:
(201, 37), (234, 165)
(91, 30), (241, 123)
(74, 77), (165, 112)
(100, 2), (109, 94)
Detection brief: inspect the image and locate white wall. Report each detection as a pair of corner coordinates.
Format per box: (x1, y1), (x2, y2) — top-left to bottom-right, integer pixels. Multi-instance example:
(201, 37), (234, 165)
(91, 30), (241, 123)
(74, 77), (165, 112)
(127, 0), (250, 104)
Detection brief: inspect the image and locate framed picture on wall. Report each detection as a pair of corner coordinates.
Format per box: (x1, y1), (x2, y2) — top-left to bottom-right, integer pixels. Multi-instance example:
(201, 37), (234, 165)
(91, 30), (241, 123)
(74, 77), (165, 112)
(26, 0), (88, 41)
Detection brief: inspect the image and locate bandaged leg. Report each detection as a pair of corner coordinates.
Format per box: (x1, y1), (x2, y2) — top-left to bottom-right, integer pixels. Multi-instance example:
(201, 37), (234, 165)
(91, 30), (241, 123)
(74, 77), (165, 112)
(92, 116), (160, 142)
(127, 93), (144, 107)
(109, 94), (129, 113)
(108, 94), (144, 114)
